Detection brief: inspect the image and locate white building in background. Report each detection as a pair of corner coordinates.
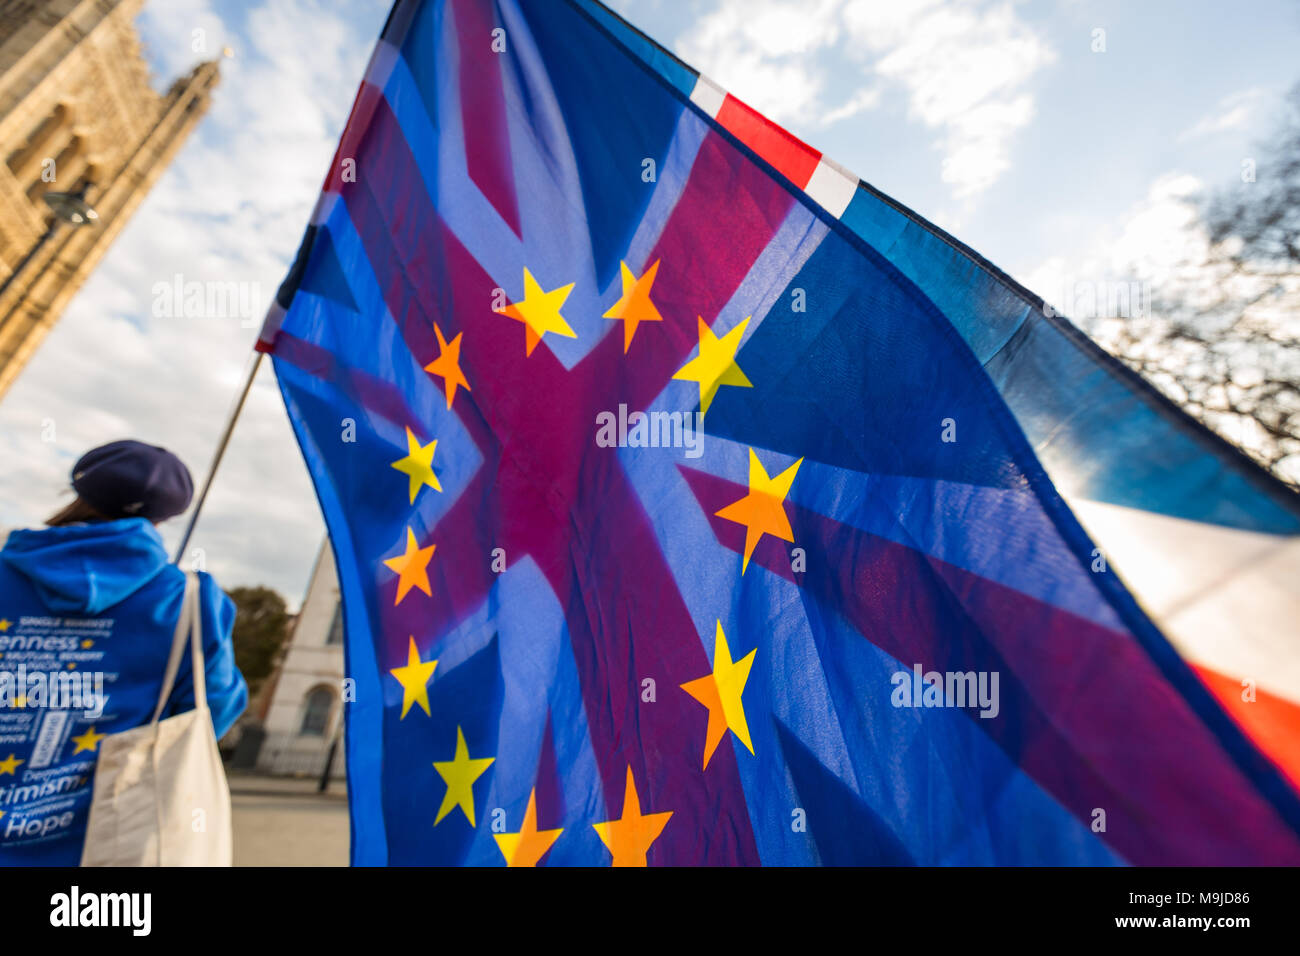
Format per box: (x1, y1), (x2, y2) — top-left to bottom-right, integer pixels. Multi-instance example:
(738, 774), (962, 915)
(256, 540), (347, 778)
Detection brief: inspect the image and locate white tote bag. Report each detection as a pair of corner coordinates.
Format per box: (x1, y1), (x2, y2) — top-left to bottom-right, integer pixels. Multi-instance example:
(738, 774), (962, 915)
(81, 571), (233, 866)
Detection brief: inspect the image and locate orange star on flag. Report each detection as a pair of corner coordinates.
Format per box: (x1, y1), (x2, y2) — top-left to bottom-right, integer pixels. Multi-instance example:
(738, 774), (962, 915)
(383, 527), (435, 605)
(494, 788), (564, 867)
(424, 323), (470, 408)
(603, 259), (664, 352)
(715, 447), (803, 574)
(591, 767), (672, 867)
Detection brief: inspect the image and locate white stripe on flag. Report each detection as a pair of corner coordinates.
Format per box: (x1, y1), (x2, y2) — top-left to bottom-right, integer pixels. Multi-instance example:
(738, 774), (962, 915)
(689, 74), (727, 118)
(804, 156), (858, 218)
(1068, 496), (1300, 706)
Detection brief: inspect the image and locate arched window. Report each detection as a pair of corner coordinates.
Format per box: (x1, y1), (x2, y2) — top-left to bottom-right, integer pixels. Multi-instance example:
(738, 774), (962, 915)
(299, 686), (334, 737)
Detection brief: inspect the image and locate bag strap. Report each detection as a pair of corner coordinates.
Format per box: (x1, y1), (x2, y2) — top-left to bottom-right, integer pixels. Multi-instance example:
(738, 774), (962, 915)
(150, 571), (208, 723)
(188, 571), (207, 712)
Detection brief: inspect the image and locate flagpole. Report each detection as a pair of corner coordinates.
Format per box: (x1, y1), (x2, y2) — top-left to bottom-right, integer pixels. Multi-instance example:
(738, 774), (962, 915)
(173, 349), (265, 565)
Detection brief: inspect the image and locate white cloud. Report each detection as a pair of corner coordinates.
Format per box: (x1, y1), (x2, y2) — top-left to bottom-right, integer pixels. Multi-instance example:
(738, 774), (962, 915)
(1107, 173), (1206, 280)
(673, 0), (1052, 198)
(1016, 171), (1208, 312)
(818, 86), (883, 127)
(675, 0), (846, 123)
(1178, 87), (1268, 143)
(843, 0), (1055, 198)
(138, 0), (229, 83)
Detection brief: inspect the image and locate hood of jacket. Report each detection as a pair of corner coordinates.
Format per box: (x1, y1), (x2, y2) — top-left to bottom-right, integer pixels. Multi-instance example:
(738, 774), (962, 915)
(1, 517), (170, 614)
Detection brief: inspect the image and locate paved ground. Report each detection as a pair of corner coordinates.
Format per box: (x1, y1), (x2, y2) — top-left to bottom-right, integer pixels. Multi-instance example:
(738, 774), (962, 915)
(228, 772), (350, 867)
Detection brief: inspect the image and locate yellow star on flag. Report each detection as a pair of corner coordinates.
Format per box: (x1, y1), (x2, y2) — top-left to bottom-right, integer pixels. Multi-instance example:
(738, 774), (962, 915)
(672, 316), (753, 416)
(603, 259), (664, 352)
(383, 527), (435, 605)
(424, 323), (471, 409)
(499, 267), (577, 356)
(591, 766), (673, 867)
(0, 753), (22, 775)
(391, 426), (442, 504)
(680, 621), (757, 769)
(494, 788), (564, 867)
(71, 726), (106, 754)
(715, 448), (803, 574)
(81, 640), (94, 649)
(389, 636), (438, 719)
(433, 727), (495, 827)
(0, 619), (11, 632)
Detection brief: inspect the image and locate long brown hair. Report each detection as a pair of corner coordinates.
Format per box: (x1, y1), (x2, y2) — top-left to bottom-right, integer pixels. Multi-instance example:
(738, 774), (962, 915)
(46, 497), (111, 527)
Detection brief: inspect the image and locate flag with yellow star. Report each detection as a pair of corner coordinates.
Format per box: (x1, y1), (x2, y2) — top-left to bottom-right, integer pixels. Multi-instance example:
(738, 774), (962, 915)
(257, 0), (1300, 866)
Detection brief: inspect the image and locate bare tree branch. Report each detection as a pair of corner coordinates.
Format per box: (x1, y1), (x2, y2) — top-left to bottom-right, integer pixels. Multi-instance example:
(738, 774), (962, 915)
(1098, 82), (1300, 485)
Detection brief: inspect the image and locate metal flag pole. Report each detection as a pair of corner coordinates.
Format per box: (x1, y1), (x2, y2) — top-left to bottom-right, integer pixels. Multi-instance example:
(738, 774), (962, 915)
(172, 349), (265, 565)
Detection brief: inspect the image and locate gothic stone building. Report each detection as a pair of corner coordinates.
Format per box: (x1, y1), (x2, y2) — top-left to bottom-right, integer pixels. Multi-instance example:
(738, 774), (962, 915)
(0, 0), (219, 398)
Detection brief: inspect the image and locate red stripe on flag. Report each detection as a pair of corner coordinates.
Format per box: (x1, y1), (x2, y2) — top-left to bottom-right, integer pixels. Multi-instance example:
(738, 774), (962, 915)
(323, 81), (387, 196)
(715, 94), (821, 188)
(1195, 664), (1300, 793)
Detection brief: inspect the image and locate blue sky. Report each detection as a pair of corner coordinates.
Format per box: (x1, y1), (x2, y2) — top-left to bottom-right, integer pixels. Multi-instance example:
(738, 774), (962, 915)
(1, 0), (1296, 608)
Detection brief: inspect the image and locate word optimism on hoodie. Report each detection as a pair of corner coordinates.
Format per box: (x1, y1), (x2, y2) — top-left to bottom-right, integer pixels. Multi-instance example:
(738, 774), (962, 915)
(891, 664), (1001, 719)
(50, 886), (151, 937)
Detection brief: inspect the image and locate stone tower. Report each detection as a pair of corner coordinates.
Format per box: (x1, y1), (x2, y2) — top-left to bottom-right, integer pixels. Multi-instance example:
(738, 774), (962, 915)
(0, 0), (219, 398)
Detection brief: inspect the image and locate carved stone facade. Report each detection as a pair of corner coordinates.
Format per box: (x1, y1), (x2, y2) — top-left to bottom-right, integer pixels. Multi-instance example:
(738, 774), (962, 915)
(0, 0), (219, 398)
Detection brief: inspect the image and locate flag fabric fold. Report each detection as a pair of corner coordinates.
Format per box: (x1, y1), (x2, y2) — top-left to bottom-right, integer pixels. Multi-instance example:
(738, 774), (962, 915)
(261, 0), (1300, 865)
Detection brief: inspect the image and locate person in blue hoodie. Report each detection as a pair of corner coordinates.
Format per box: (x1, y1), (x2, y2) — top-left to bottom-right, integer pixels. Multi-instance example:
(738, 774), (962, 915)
(0, 440), (248, 866)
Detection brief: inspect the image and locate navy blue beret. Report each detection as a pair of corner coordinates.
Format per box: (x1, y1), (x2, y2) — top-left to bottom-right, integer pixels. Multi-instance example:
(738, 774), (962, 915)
(71, 440), (194, 522)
